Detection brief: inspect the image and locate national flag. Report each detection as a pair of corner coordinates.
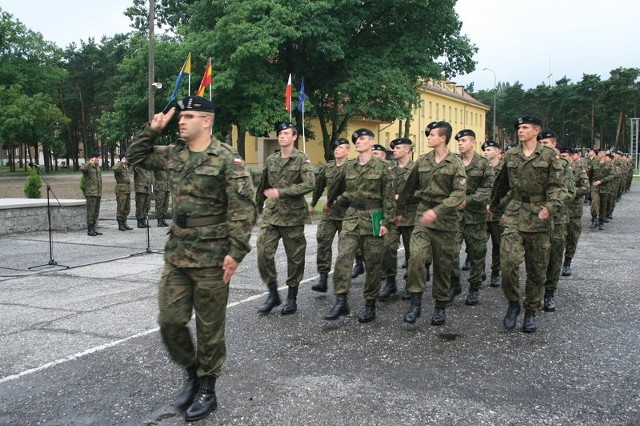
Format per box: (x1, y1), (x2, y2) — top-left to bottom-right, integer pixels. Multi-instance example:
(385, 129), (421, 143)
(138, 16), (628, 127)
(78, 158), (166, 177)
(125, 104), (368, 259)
(166, 53), (191, 106)
(196, 57), (212, 97)
(284, 73), (292, 112)
(297, 77), (305, 113)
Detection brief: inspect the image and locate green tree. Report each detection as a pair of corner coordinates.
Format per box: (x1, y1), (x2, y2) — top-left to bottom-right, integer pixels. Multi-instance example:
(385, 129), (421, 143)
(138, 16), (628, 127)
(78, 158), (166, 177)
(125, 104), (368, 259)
(24, 167), (42, 198)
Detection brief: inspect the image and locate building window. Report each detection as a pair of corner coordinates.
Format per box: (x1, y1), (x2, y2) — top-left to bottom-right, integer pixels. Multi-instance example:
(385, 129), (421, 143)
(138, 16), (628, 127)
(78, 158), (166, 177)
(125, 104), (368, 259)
(436, 103), (439, 120)
(429, 101), (432, 119)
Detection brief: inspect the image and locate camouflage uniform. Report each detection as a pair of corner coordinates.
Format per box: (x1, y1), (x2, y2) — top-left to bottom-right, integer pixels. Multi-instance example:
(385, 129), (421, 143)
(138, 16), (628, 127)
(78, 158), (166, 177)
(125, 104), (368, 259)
(329, 157), (396, 300)
(589, 160), (615, 221)
(398, 151), (467, 301)
(486, 160), (506, 280)
(133, 166), (153, 221)
(112, 161), (131, 222)
(451, 152), (494, 293)
(311, 160), (348, 274)
(155, 169), (170, 221)
(565, 161), (589, 258)
(490, 144), (565, 312)
(80, 162), (102, 227)
(256, 148), (315, 289)
(127, 126), (256, 379)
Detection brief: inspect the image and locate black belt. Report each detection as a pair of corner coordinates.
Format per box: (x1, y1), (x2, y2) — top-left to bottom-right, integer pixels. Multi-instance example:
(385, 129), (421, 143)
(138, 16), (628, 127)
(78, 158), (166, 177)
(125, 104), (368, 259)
(513, 194), (546, 203)
(353, 202), (383, 210)
(175, 214), (226, 228)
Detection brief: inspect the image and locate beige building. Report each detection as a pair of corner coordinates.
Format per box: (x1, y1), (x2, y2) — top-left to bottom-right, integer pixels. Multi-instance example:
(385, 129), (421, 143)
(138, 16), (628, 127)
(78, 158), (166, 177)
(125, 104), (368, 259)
(238, 79), (489, 169)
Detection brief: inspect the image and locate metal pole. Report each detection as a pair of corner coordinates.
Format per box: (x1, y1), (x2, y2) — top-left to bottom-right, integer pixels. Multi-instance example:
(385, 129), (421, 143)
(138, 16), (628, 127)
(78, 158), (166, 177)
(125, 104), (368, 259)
(483, 68), (497, 142)
(148, 0), (155, 122)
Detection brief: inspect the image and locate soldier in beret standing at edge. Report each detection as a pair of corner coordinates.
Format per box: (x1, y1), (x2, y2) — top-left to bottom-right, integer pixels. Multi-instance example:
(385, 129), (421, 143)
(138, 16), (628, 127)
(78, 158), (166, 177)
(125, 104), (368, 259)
(450, 129), (494, 306)
(80, 151), (103, 237)
(483, 140), (505, 287)
(255, 122), (315, 316)
(489, 116), (565, 333)
(155, 169), (171, 227)
(127, 96), (257, 422)
(132, 165), (154, 228)
(397, 121), (466, 325)
(112, 152), (133, 231)
(324, 128), (395, 322)
(310, 137), (351, 293)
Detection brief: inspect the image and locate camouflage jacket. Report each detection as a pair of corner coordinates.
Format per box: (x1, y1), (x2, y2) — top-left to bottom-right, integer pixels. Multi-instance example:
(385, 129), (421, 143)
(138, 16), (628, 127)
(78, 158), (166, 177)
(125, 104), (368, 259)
(311, 160), (348, 221)
(487, 160), (508, 222)
(568, 161), (590, 217)
(112, 161), (131, 194)
(256, 148), (315, 226)
(460, 152), (494, 225)
(394, 160), (419, 227)
(589, 160), (615, 193)
(132, 166), (153, 194)
(127, 126), (257, 267)
(329, 157), (395, 235)
(80, 163), (102, 197)
(154, 170), (169, 192)
(397, 151), (467, 231)
(491, 144), (565, 233)
(554, 157), (576, 225)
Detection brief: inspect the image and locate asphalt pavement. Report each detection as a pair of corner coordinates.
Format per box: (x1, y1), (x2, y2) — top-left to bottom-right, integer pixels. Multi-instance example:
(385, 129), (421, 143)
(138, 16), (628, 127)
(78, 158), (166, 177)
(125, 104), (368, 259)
(0, 189), (639, 425)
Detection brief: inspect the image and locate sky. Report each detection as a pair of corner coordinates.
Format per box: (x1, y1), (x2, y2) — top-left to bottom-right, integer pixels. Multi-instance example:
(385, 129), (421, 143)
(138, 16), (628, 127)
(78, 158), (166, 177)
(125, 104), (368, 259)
(2, 0), (640, 91)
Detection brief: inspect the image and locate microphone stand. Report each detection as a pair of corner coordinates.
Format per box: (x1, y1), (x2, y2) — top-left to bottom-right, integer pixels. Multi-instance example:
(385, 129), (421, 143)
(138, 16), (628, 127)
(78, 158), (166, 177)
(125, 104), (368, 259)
(145, 182), (153, 253)
(131, 166), (156, 256)
(29, 164), (70, 269)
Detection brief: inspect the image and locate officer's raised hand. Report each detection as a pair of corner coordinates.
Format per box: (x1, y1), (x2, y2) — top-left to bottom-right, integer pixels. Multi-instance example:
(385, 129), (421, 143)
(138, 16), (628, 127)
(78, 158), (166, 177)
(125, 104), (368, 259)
(150, 107), (176, 132)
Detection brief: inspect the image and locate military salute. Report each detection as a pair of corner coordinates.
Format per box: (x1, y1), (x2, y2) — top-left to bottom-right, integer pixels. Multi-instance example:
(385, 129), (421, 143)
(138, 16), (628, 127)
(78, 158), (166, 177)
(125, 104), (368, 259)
(112, 152), (133, 231)
(80, 151), (103, 237)
(132, 165), (153, 228)
(154, 169), (170, 227)
(255, 121), (315, 316)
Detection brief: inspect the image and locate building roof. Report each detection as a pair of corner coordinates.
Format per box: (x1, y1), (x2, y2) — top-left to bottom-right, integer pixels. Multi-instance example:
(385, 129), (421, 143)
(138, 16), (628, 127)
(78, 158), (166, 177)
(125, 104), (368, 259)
(419, 79), (489, 110)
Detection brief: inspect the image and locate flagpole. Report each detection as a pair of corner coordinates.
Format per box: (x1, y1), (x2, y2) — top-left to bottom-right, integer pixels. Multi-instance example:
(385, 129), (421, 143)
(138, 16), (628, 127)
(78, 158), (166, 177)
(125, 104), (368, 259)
(302, 109), (306, 154)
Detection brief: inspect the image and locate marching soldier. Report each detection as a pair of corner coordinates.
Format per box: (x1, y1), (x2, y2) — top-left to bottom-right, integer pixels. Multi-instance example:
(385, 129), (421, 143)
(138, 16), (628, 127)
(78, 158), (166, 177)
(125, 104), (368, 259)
(562, 147), (590, 276)
(483, 140), (505, 287)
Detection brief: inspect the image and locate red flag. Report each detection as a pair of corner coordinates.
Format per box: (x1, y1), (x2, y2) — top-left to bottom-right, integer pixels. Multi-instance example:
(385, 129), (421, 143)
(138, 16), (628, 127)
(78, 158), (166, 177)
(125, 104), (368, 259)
(284, 73), (292, 112)
(196, 58), (212, 97)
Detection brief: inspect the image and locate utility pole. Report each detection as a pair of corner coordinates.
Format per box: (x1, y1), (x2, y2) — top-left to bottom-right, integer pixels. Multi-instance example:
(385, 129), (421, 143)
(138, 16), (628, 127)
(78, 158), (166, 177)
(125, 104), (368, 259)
(483, 68), (497, 143)
(148, 0), (155, 122)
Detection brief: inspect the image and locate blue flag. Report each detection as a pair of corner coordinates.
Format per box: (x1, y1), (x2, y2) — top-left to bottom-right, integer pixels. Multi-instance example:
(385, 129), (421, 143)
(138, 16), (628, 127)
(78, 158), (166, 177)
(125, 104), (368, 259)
(164, 53), (191, 111)
(297, 77), (305, 112)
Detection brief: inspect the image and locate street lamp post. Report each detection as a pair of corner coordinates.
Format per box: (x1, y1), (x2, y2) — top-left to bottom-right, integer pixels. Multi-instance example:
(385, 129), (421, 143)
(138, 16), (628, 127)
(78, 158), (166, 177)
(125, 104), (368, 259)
(483, 68), (497, 142)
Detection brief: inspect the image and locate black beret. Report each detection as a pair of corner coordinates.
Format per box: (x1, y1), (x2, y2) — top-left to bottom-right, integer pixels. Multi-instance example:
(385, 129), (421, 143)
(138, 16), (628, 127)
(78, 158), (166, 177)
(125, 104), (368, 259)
(557, 145), (572, 154)
(424, 121), (438, 136)
(332, 137), (350, 148)
(372, 144), (386, 152)
(537, 129), (557, 141)
(118, 151), (126, 159)
(390, 137), (412, 149)
(275, 121), (297, 135)
(455, 129), (476, 140)
(514, 115), (542, 129)
(481, 140), (500, 150)
(431, 121), (452, 133)
(352, 128), (375, 142)
(88, 151), (100, 159)
(177, 96), (215, 112)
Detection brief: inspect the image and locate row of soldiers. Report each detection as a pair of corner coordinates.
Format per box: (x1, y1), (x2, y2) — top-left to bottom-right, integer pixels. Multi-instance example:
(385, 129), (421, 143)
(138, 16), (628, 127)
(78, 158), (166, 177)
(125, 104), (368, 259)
(253, 116), (635, 334)
(79, 151), (171, 236)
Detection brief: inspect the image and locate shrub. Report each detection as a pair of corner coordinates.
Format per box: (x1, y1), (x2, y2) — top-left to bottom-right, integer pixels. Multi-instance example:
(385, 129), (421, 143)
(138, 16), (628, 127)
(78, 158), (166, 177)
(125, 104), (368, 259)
(24, 168), (42, 198)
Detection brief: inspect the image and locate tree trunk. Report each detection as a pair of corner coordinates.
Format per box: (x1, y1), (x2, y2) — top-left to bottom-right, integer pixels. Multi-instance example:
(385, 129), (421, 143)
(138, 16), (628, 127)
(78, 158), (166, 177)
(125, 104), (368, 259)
(236, 126), (247, 159)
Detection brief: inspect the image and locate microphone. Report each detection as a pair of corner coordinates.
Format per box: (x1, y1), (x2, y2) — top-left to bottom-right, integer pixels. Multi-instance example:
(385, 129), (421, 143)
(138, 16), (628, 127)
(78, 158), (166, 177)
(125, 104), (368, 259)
(29, 162), (40, 169)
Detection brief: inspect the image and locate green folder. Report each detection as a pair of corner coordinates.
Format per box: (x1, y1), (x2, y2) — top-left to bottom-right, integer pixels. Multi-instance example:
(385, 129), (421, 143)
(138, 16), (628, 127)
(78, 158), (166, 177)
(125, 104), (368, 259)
(371, 210), (383, 236)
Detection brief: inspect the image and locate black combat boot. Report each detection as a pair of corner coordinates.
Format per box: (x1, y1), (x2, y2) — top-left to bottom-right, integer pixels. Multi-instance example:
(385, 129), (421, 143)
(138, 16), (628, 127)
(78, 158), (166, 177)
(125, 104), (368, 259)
(461, 256), (470, 271)
(522, 310), (537, 333)
(157, 219), (164, 227)
(185, 376), (217, 422)
(590, 216), (598, 229)
(117, 219), (127, 231)
(173, 365), (199, 410)
(324, 294), (350, 320)
(446, 276), (461, 304)
(358, 299), (376, 323)
(490, 272), (501, 287)
(503, 301), (521, 329)
(123, 220), (133, 230)
(137, 219), (146, 228)
(312, 273), (328, 292)
(351, 256), (365, 278)
(465, 284), (479, 306)
(598, 218), (605, 231)
(280, 286), (298, 315)
(378, 275), (397, 301)
(401, 288), (411, 300)
(403, 292), (422, 324)
(431, 301), (446, 325)
(161, 218), (169, 227)
(87, 224), (98, 237)
(561, 257), (572, 276)
(257, 282), (281, 315)
(93, 225), (102, 235)
(543, 291), (556, 312)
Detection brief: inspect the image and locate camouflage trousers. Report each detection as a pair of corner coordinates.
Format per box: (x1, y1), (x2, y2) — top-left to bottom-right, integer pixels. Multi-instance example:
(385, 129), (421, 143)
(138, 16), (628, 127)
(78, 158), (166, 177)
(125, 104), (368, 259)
(382, 225), (414, 277)
(158, 263), (229, 378)
(115, 192), (131, 221)
(257, 224), (306, 288)
(316, 218), (342, 273)
(487, 220), (503, 276)
(600, 192), (613, 218)
(85, 196), (101, 226)
(333, 229), (384, 300)
(590, 187), (600, 218)
(501, 227), (550, 312)
(155, 190), (170, 220)
(452, 221), (488, 289)
(135, 192), (151, 220)
(407, 224), (456, 302)
(564, 216), (582, 259)
(545, 222), (567, 293)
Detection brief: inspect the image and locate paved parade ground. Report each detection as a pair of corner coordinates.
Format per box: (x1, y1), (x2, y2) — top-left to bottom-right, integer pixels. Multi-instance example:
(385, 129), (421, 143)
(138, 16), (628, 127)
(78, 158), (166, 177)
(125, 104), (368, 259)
(1, 188), (639, 425)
